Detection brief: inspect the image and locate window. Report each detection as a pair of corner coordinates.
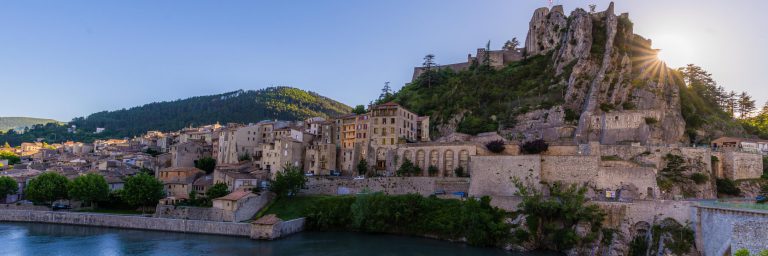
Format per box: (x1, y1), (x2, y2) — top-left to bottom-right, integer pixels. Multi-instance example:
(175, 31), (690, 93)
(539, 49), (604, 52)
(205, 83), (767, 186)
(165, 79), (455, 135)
(390, 118), (395, 124)
(390, 138), (395, 145)
(382, 138), (386, 145)
(382, 118), (387, 124)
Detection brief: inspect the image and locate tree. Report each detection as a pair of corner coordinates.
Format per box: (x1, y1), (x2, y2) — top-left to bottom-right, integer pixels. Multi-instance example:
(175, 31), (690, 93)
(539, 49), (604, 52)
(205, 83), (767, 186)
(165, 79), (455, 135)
(356, 159), (369, 176)
(726, 90), (738, 117)
(427, 165), (439, 176)
(3, 142), (10, 149)
(270, 164), (307, 198)
(397, 158), (421, 177)
(422, 54), (436, 88)
(122, 172), (164, 213)
(0, 150), (20, 165)
(378, 82), (393, 103)
(737, 92), (756, 119)
(351, 105), (367, 115)
(194, 157), (216, 174)
(0, 176), (18, 203)
(503, 37), (519, 51)
(454, 166), (466, 177)
(588, 4), (597, 13)
(206, 183), (229, 199)
(69, 173), (109, 207)
(481, 40), (492, 67)
(25, 172), (70, 205)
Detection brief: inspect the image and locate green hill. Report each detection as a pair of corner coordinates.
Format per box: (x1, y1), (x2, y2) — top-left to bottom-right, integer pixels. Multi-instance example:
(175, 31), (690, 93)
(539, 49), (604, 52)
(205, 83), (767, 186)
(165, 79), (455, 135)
(0, 86), (351, 145)
(0, 117), (59, 132)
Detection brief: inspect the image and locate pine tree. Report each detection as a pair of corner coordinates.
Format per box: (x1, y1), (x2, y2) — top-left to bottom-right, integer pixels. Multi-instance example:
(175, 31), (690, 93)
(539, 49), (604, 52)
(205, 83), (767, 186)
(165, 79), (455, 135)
(503, 37), (520, 51)
(422, 54), (436, 88)
(737, 92), (756, 119)
(378, 82), (393, 102)
(726, 91), (738, 117)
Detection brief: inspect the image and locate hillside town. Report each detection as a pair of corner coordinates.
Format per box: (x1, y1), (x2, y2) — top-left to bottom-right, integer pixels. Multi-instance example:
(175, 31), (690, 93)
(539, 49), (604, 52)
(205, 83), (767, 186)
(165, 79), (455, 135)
(2, 3), (768, 255)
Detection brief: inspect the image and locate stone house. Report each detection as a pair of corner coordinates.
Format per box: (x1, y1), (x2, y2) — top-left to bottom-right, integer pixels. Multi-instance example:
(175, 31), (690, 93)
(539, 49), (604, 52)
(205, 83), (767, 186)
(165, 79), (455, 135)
(192, 175), (213, 196)
(261, 138), (305, 179)
(304, 143), (337, 175)
(212, 189), (256, 212)
(214, 171), (259, 191)
(712, 137), (768, 155)
(170, 141), (211, 168)
(157, 167), (205, 200)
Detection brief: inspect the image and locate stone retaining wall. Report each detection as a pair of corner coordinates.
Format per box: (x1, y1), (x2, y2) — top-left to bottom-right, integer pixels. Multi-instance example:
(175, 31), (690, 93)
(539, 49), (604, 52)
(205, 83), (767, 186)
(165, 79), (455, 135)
(692, 206), (768, 256)
(303, 177), (469, 196)
(0, 209), (251, 237)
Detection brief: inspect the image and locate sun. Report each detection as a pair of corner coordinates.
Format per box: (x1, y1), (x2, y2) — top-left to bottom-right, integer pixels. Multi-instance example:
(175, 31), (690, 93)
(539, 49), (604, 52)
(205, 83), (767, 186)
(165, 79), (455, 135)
(649, 34), (696, 68)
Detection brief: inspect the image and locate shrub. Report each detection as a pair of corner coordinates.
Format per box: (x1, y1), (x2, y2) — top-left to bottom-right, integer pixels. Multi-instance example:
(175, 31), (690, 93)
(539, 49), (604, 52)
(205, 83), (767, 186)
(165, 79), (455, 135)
(716, 178), (741, 196)
(644, 117), (658, 125)
(397, 159), (422, 177)
(622, 102), (636, 110)
(601, 155), (621, 161)
(564, 108), (580, 123)
(485, 140), (505, 153)
(271, 164), (307, 197)
(356, 159), (369, 176)
(454, 166), (466, 177)
(690, 173), (709, 185)
(521, 139), (549, 154)
(427, 165), (439, 176)
(734, 249), (750, 256)
(599, 103), (614, 112)
(194, 157), (216, 174)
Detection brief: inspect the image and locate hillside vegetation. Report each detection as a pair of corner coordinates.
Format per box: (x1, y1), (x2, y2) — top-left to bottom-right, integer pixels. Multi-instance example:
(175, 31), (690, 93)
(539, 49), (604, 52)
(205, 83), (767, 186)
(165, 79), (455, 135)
(0, 86), (351, 145)
(0, 117), (59, 132)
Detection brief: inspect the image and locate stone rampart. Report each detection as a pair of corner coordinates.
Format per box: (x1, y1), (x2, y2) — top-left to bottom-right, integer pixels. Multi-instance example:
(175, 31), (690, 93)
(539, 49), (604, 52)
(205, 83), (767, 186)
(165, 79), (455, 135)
(468, 155), (541, 197)
(0, 210), (251, 237)
(154, 205), (233, 222)
(731, 220), (768, 255)
(723, 151), (763, 180)
(692, 205), (768, 256)
(541, 155), (598, 185)
(596, 167), (658, 200)
(302, 177), (469, 196)
(596, 200), (693, 229)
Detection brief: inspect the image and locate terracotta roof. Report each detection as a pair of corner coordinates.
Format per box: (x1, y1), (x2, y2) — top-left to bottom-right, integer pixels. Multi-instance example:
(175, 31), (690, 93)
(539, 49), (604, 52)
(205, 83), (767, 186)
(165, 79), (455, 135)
(214, 189), (254, 201)
(253, 214), (282, 225)
(379, 101), (400, 107)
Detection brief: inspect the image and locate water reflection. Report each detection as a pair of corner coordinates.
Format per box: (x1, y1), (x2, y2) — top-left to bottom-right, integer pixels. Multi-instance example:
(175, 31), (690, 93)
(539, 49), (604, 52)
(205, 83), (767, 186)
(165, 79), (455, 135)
(0, 222), (558, 256)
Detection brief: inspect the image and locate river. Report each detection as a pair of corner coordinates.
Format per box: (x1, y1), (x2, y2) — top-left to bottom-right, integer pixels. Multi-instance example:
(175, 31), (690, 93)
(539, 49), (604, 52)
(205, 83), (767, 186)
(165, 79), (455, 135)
(0, 222), (560, 256)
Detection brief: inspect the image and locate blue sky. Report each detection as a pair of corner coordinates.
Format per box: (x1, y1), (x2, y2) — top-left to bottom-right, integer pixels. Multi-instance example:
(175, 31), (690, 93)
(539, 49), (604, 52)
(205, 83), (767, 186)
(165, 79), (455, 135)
(1, 1), (766, 121)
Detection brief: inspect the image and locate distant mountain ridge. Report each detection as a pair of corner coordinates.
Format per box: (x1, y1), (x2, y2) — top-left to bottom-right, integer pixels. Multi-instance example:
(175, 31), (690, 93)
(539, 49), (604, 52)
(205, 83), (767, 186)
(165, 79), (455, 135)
(68, 86), (351, 138)
(0, 117), (59, 132)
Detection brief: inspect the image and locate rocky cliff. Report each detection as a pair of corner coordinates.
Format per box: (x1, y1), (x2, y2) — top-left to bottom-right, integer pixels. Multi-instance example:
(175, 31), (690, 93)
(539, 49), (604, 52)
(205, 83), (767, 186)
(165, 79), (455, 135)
(514, 2), (686, 145)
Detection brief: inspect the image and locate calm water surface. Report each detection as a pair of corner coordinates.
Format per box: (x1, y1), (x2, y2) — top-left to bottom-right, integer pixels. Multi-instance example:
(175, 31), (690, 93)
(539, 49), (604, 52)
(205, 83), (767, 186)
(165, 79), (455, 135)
(0, 222), (559, 256)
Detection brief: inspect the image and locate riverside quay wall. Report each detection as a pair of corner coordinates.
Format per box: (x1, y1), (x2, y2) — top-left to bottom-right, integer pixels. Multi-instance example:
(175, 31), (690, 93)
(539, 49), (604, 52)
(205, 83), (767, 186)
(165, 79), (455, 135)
(0, 209), (252, 237)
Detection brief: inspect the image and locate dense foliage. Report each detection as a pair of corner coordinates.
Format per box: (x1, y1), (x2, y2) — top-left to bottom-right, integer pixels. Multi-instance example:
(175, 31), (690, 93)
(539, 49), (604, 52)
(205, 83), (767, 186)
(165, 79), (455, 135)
(382, 53), (564, 136)
(716, 178), (741, 196)
(25, 172), (71, 204)
(270, 165), (307, 198)
(0, 150), (20, 165)
(513, 180), (606, 251)
(356, 159), (369, 176)
(122, 173), (164, 212)
(396, 159), (422, 177)
(0, 87), (351, 146)
(0, 176), (18, 201)
(485, 140), (506, 153)
(521, 139), (549, 154)
(303, 193), (511, 247)
(0, 117), (58, 132)
(649, 219), (695, 255)
(194, 157), (216, 174)
(68, 173), (110, 207)
(206, 183), (230, 199)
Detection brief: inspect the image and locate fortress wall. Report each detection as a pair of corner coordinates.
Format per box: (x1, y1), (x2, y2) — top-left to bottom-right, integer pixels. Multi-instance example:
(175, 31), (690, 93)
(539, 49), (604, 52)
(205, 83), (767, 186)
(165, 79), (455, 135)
(542, 145), (580, 156)
(468, 155), (541, 197)
(596, 200), (693, 229)
(596, 167), (658, 199)
(599, 144), (648, 159)
(723, 151), (763, 180)
(302, 177), (470, 196)
(540, 155), (599, 185)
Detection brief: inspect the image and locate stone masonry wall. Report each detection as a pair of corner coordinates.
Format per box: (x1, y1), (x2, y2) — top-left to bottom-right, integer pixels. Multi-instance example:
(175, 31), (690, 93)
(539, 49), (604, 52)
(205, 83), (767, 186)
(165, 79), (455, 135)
(596, 167), (659, 200)
(468, 155), (541, 197)
(154, 205), (233, 222)
(0, 210), (251, 237)
(723, 151), (763, 180)
(541, 155), (599, 185)
(692, 206), (768, 256)
(302, 177), (470, 196)
(731, 220), (768, 255)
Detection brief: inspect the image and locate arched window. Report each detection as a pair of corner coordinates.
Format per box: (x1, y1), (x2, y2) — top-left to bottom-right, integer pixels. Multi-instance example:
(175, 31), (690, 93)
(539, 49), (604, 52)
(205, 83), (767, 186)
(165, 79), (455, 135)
(429, 150), (439, 167)
(416, 150), (426, 170)
(444, 150), (454, 175)
(403, 150), (413, 163)
(459, 149), (469, 170)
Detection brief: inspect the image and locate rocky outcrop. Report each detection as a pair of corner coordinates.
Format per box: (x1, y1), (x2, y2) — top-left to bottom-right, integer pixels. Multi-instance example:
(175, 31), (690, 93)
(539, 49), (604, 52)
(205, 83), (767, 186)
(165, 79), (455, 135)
(524, 7), (567, 56)
(510, 2), (686, 146)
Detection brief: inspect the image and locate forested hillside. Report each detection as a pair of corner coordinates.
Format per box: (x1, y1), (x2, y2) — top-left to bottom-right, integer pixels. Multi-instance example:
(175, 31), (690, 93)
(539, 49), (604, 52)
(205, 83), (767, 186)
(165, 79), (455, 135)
(0, 117), (59, 132)
(0, 86), (351, 145)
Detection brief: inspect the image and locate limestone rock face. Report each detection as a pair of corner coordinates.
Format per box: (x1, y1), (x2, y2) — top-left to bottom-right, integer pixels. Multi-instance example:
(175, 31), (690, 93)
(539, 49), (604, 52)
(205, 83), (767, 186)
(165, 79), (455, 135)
(511, 2), (686, 145)
(524, 6), (567, 56)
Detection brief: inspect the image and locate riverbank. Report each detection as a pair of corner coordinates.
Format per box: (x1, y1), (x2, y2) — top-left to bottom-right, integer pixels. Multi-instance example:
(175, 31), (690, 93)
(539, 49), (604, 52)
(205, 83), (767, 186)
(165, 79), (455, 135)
(0, 209), (252, 237)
